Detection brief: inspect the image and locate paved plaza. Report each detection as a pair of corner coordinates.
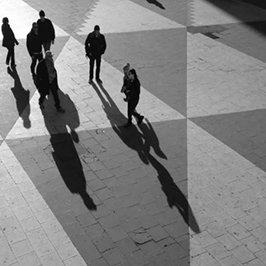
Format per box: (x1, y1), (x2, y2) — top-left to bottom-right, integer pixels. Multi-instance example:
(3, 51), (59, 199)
(0, 0), (266, 265)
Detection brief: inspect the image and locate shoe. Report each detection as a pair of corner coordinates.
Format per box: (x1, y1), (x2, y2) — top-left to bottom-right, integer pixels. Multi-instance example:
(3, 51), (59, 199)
(39, 103), (44, 109)
(96, 78), (102, 83)
(123, 121), (132, 128)
(137, 116), (144, 125)
(11, 64), (16, 69)
(56, 107), (65, 113)
(89, 79), (93, 84)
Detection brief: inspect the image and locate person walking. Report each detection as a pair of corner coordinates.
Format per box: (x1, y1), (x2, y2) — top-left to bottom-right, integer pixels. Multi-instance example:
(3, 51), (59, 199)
(37, 10), (55, 52)
(27, 22), (43, 78)
(124, 69), (144, 128)
(36, 50), (65, 113)
(1, 17), (19, 68)
(85, 25), (106, 84)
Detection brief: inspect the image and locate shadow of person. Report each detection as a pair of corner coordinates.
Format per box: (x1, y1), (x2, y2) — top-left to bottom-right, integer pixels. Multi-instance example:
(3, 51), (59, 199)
(7, 67), (31, 128)
(138, 118), (167, 159)
(146, 0), (165, 9)
(91, 81), (149, 164)
(42, 90), (96, 210)
(144, 150), (200, 233)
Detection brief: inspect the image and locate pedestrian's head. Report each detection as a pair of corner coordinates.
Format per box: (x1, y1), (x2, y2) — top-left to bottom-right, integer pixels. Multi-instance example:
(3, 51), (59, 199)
(32, 22), (38, 33)
(128, 69), (137, 80)
(39, 10), (45, 21)
(2, 17), (9, 24)
(123, 63), (130, 75)
(94, 25), (100, 37)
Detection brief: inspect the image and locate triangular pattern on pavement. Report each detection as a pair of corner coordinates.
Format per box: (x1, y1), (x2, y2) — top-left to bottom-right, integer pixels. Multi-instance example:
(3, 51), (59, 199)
(77, 0), (184, 35)
(6, 36), (185, 140)
(0, 0), (69, 40)
(187, 33), (266, 117)
(190, 109), (266, 172)
(188, 0), (266, 27)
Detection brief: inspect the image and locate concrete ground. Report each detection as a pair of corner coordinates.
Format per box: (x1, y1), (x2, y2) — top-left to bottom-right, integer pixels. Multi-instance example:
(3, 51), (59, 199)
(0, 0), (266, 265)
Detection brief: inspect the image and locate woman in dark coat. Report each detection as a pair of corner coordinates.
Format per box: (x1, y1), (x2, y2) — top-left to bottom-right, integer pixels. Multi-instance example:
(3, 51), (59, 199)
(1, 17), (19, 68)
(124, 69), (144, 128)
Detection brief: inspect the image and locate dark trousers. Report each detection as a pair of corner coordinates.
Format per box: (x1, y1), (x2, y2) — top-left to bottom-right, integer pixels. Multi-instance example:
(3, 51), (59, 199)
(89, 55), (101, 79)
(6, 46), (15, 66)
(127, 97), (141, 122)
(39, 78), (60, 108)
(31, 53), (43, 75)
(42, 41), (51, 52)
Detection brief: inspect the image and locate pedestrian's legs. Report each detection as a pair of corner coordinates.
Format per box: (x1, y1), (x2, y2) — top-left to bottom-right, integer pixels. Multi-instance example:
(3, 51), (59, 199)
(95, 56), (101, 79)
(6, 47), (14, 65)
(5, 48), (10, 65)
(89, 57), (95, 80)
(9, 46), (15, 66)
(43, 41), (51, 52)
(38, 91), (46, 107)
(126, 98), (138, 126)
(30, 55), (38, 75)
(50, 78), (61, 109)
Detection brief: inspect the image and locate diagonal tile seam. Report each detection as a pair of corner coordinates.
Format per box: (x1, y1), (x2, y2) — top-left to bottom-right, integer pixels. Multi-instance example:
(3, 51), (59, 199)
(0, 140), (88, 265)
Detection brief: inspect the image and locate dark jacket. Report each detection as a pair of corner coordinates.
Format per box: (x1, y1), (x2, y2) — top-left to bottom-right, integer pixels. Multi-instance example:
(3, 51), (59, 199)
(26, 29), (42, 56)
(1, 23), (18, 48)
(127, 78), (141, 100)
(37, 18), (55, 42)
(85, 32), (106, 57)
(36, 59), (57, 95)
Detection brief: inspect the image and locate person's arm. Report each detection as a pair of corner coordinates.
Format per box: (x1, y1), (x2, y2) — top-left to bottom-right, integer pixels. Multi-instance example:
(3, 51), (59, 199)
(26, 35), (32, 56)
(50, 20), (55, 43)
(101, 35), (106, 55)
(85, 34), (91, 58)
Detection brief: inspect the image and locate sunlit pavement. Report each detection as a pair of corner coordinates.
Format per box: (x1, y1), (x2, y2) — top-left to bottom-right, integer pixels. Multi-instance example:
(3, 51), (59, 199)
(0, 0), (266, 265)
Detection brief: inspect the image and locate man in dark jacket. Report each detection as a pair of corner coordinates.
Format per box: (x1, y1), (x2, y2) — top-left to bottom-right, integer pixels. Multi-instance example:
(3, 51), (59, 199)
(27, 22), (43, 77)
(36, 51), (65, 113)
(1, 17), (19, 68)
(37, 10), (55, 51)
(85, 25), (106, 83)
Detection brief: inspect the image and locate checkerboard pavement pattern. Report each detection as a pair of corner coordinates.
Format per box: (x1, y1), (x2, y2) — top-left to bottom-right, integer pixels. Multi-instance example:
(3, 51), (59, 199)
(1, 0), (266, 265)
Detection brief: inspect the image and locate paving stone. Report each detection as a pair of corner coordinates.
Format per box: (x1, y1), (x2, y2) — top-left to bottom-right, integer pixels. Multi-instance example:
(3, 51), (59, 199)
(147, 225), (169, 242)
(216, 233), (241, 251)
(250, 226), (266, 244)
(106, 225), (128, 242)
(226, 223), (251, 240)
(231, 245), (256, 264)
(16, 252), (41, 266)
(240, 235), (264, 253)
(32, 239), (56, 258)
(219, 255), (242, 266)
(205, 242), (231, 261)
(139, 240), (163, 257)
(10, 239), (33, 258)
(116, 237), (138, 256)
(4, 228), (27, 245)
(39, 252), (64, 266)
(126, 250), (149, 266)
(102, 247), (125, 266)
(93, 232), (116, 253)
(191, 230), (217, 248)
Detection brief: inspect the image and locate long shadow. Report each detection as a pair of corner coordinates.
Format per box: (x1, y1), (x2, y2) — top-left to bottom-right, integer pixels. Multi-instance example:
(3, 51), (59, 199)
(42, 90), (96, 210)
(92, 81), (149, 164)
(92, 82), (200, 232)
(200, 0), (266, 37)
(7, 67), (31, 128)
(146, 0), (165, 9)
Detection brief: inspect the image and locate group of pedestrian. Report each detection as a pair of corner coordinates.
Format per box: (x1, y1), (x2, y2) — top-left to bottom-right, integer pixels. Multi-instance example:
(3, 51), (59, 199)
(2, 12), (144, 125)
